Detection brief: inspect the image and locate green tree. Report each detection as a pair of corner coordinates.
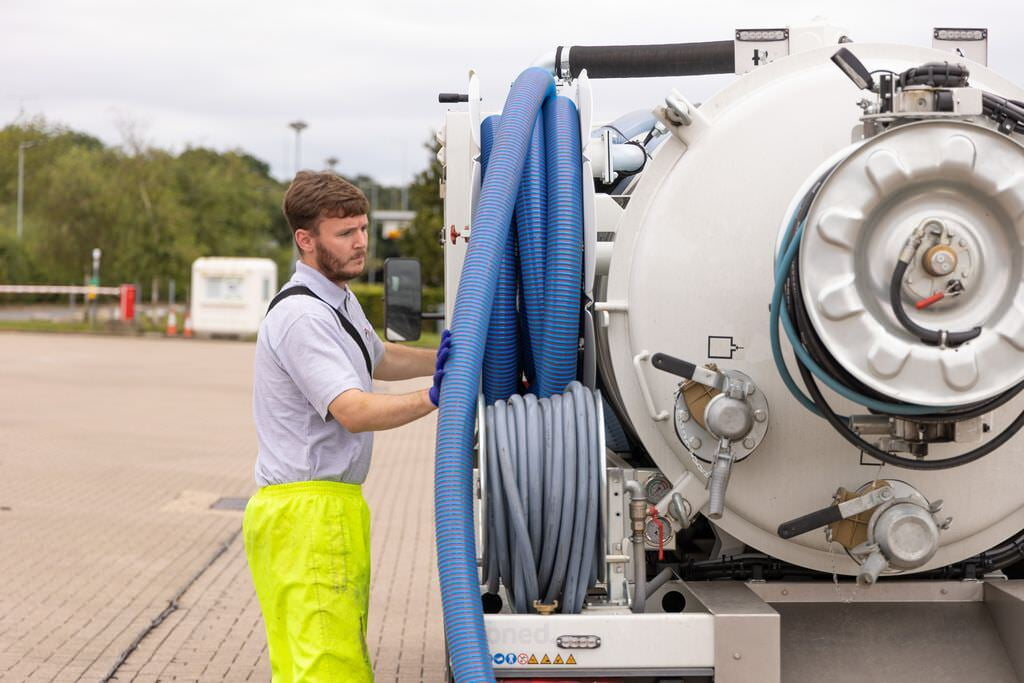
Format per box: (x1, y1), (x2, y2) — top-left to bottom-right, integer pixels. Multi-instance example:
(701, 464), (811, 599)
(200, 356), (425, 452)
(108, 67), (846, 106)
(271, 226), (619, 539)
(0, 117), (445, 304)
(397, 136), (444, 286)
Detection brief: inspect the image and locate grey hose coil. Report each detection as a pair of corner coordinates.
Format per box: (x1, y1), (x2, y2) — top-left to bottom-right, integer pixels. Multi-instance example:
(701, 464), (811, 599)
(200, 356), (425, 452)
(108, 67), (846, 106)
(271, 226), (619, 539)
(483, 382), (602, 613)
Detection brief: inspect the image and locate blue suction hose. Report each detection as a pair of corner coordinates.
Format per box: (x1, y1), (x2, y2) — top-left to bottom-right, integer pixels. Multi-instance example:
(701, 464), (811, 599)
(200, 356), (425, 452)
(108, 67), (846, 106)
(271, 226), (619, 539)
(434, 67), (556, 683)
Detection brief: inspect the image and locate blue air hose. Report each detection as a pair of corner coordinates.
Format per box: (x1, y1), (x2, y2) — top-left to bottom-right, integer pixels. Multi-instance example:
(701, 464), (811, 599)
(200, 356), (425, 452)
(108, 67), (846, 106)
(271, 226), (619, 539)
(434, 67), (555, 683)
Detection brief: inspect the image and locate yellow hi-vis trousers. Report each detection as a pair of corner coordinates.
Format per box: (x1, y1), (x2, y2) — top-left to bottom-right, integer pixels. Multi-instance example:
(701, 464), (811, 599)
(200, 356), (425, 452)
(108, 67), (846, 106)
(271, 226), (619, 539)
(243, 481), (373, 682)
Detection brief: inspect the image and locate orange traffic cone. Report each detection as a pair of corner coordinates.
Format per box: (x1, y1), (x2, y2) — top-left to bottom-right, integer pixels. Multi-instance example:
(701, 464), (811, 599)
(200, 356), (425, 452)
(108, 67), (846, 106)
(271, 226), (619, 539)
(166, 309), (178, 336)
(183, 311), (194, 338)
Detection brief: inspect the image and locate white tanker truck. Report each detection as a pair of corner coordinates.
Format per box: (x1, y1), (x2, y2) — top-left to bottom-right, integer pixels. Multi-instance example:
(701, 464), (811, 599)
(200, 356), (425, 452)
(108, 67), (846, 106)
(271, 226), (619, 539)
(385, 21), (1024, 683)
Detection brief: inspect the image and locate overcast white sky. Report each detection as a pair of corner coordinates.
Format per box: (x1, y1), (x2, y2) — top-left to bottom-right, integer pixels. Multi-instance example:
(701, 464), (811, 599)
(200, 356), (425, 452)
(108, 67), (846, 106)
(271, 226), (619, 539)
(3, 1), (1022, 185)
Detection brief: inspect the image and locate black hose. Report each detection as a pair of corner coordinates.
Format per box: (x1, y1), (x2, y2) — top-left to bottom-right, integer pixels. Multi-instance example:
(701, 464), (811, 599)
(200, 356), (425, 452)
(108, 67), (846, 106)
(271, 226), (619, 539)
(889, 260), (981, 346)
(897, 62), (970, 88)
(788, 245), (1024, 423)
(796, 354), (1024, 470)
(674, 530), (1024, 580)
(564, 41), (734, 79)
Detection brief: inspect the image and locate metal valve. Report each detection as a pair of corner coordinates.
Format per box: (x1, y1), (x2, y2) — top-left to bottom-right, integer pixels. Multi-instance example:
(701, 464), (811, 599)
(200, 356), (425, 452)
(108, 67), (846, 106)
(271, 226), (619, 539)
(778, 481), (952, 586)
(652, 352), (767, 519)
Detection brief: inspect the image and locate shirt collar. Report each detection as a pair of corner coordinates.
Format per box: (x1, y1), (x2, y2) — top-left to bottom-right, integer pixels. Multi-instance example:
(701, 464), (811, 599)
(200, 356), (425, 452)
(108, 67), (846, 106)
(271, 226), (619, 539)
(292, 261), (351, 311)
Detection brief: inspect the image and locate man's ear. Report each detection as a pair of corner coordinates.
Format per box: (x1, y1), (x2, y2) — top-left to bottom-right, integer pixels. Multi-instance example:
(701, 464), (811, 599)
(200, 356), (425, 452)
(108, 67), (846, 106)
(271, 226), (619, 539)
(295, 228), (314, 255)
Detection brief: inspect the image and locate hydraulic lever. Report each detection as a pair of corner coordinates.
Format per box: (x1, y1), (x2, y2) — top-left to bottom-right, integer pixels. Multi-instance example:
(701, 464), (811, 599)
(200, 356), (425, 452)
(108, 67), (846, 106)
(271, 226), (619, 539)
(777, 485), (894, 539)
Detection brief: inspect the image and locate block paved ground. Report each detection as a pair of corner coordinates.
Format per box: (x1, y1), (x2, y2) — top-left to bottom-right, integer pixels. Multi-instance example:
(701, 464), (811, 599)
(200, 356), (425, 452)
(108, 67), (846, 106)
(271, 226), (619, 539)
(0, 332), (446, 682)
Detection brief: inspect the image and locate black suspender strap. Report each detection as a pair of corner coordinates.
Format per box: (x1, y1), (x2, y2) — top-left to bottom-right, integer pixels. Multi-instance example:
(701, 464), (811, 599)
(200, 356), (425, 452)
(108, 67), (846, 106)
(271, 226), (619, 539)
(267, 285), (373, 376)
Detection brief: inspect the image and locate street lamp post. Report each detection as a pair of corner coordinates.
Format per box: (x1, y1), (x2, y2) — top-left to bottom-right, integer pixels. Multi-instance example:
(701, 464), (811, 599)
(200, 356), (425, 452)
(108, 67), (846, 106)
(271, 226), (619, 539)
(325, 156), (339, 173)
(288, 120), (308, 175)
(288, 121), (308, 268)
(16, 141), (35, 240)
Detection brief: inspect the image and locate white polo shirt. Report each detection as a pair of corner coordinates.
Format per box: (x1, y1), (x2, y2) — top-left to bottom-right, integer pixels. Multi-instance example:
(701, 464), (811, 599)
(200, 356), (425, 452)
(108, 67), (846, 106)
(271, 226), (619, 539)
(252, 262), (385, 486)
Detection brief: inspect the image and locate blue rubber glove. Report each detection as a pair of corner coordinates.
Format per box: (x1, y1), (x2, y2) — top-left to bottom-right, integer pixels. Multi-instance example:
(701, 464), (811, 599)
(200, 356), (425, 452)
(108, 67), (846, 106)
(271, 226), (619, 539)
(429, 329), (452, 407)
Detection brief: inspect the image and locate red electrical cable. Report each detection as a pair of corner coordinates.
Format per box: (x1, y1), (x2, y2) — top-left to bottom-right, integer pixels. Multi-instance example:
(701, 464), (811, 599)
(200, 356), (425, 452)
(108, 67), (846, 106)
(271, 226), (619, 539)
(916, 291), (945, 309)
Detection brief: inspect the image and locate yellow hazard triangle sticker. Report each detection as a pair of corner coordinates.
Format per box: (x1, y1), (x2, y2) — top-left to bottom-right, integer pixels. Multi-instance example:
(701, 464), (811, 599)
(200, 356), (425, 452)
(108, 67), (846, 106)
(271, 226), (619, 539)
(541, 654), (551, 664)
(566, 653), (577, 665)
(554, 654), (564, 664)
(528, 654), (538, 665)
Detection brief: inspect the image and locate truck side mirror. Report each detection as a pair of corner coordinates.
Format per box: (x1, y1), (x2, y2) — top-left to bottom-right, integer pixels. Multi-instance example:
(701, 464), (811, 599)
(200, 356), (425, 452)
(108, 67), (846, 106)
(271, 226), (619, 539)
(383, 257), (423, 342)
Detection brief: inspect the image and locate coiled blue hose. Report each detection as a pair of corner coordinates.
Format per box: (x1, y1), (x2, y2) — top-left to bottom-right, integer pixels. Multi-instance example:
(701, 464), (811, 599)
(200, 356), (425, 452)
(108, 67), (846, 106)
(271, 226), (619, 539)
(435, 67), (556, 683)
(481, 115), (521, 404)
(535, 96), (584, 398)
(515, 112), (547, 388)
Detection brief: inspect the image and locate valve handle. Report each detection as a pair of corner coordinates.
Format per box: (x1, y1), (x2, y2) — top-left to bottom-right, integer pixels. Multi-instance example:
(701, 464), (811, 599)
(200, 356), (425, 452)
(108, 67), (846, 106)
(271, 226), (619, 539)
(651, 352), (697, 379)
(777, 485), (894, 539)
(777, 504), (844, 539)
(651, 352), (724, 390)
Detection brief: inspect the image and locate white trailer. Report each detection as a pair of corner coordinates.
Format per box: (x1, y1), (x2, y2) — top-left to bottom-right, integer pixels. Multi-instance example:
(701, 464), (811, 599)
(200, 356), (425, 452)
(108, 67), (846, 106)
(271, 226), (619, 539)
(190, 257), (276, 336)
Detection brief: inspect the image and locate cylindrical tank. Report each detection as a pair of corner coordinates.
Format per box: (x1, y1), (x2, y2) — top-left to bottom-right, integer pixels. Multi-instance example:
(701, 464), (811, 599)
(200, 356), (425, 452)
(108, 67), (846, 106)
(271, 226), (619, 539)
(598, 42), (1024, 575)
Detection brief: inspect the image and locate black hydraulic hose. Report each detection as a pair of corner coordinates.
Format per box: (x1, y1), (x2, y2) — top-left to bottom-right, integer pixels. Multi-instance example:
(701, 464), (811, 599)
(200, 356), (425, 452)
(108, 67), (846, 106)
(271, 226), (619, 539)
(982, 93), (1024, 135)
(897, 62), (970, 88)
(796, 354), (1024, 470)
(787, 255), (893, 405)
(889, 260), (981, 347)
(673, 534), (1024, 580)
(561, 41), (734, 79)
(786, 249), (1024, 422)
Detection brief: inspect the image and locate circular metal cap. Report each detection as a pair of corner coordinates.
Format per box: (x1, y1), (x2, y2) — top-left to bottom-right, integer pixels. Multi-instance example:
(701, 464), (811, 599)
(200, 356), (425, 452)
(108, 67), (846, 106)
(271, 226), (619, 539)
(799, 120), (1024, 406)
(874, 503), (940, 569)
(703, 394), (754, 441)
(923, 244), (958, 276)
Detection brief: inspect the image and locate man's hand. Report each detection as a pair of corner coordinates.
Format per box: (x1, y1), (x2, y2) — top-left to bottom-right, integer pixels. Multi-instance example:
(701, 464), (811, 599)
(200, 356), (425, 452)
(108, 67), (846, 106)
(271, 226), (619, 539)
(429, 329), (452, 407)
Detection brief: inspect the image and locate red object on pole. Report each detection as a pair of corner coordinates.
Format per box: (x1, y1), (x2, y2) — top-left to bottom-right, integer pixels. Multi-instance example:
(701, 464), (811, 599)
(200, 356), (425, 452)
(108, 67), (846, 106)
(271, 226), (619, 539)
(119, 284), (136, 321)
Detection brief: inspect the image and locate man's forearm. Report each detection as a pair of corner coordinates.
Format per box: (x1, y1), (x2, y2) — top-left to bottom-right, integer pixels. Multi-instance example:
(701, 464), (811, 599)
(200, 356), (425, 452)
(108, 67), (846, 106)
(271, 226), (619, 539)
(329, 387), (435, 433)
(373, 342), (437, 381)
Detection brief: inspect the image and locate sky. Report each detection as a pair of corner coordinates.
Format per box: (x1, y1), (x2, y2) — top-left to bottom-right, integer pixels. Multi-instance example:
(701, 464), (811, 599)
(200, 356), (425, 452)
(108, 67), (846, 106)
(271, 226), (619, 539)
(3, 0), (1023, 185)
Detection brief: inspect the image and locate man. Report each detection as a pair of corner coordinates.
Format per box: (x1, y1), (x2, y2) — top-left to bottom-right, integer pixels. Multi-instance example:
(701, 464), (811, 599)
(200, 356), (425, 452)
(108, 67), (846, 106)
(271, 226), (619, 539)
(244, 171), (447, 682)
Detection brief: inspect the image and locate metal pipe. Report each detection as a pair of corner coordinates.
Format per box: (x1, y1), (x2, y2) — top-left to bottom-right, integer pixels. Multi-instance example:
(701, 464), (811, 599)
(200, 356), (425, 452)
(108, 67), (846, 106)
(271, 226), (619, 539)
(624, 480), (647, 613)
(646, 567), (677, 595)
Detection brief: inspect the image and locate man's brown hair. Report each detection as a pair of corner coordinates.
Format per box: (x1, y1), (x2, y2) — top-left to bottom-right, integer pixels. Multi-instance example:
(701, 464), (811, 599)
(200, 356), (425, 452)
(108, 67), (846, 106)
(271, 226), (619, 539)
(282, 171), (370, 235)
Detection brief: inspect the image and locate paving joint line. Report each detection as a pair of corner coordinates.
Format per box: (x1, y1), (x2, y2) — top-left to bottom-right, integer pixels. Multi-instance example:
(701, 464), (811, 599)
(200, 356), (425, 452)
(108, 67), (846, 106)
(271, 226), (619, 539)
(100, 529), (242, 682)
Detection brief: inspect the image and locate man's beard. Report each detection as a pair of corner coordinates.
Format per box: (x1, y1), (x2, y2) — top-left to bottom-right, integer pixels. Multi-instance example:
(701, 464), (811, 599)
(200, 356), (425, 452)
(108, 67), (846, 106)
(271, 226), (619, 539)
(314, 239), (365, 284)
